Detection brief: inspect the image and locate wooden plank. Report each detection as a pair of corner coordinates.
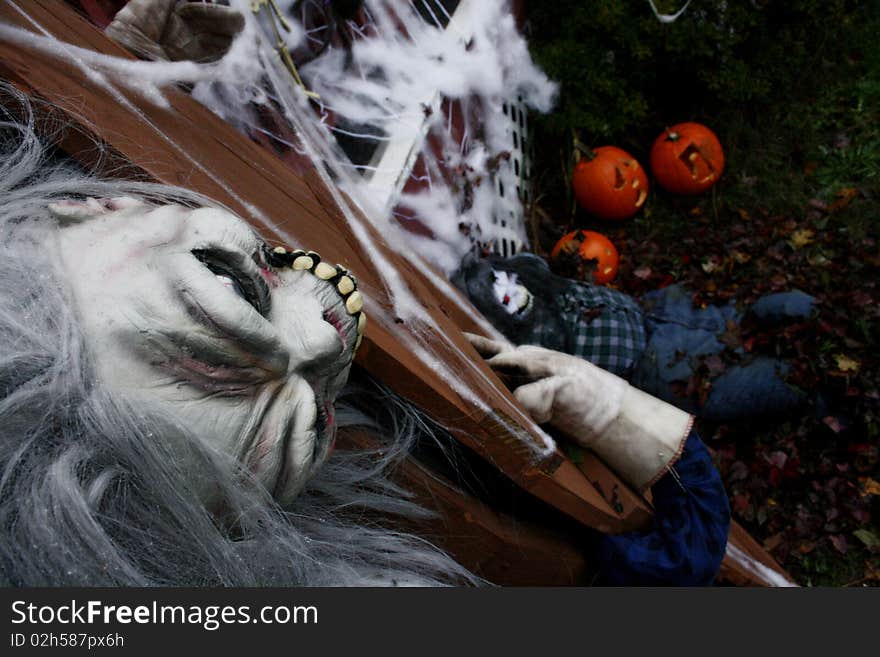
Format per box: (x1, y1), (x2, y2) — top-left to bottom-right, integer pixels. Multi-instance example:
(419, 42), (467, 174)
(340, 430), (589, 586)
(720, 520), (797, 587)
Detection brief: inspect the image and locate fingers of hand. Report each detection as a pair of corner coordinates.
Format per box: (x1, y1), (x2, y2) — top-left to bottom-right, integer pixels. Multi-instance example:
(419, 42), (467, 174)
(512, 377), (562, 425)
(485, 349), (559, 380)
(464, 332), (513, 358)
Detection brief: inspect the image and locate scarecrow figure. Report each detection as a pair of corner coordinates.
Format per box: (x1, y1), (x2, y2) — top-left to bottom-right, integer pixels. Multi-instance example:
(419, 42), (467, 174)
(453, 252), (815, 422)
(454, 251), (815, 585)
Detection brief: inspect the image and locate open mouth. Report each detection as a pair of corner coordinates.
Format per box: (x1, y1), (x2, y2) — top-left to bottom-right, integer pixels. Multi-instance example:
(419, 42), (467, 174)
(242, 246), (358, 501)
(241, 377), (321, 502)
(270, 381), (340, 502)
(514, 288), (533, 316)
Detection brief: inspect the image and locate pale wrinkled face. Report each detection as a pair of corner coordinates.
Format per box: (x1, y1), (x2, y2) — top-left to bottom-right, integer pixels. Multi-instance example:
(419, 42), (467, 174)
(54, 199), (362, 504)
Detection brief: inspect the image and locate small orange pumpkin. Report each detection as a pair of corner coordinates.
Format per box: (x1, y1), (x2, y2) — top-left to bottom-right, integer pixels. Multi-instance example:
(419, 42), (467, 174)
(571, 146), (649, 221)
(650, 123), (725, 195)
(550, 229), (619, 285)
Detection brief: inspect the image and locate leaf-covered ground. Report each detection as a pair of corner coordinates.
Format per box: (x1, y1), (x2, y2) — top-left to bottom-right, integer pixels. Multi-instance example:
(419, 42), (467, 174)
(529, 29), (880, 586)
(612, 190), (879, 587)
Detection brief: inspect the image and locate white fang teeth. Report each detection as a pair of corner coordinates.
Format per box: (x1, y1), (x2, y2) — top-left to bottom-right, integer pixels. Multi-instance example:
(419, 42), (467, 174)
(314, 262), (337, 280)
(346, 291), (363, 315)
(293, 255), (314, 271)
(357, 312), (367, 336)
(337, 276), (355, 296)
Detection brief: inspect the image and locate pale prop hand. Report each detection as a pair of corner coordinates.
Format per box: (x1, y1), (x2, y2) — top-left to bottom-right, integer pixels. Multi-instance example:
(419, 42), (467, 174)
(106, 0), (245, 63)
(467, 333), (693, 490)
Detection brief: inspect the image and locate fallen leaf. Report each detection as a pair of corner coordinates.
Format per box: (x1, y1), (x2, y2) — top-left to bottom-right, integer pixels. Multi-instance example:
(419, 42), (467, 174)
(834, 354), (861, 373)
(830, 534), (848, 554)
(864, 562), (880, 581)
(823, 416), (843, 433)
(789, 228), (815, 249)
(730, 249), (751, 264)
(858, 477), (880, 497)
(828, 187), (860, 213)
(853, 529), (880, 550)
(701, 257), (722, 273)
(767, 451), (788, 469)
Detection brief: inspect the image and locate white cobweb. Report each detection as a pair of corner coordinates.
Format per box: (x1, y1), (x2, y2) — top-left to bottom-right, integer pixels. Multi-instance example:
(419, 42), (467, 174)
(215, 0), (556, 276)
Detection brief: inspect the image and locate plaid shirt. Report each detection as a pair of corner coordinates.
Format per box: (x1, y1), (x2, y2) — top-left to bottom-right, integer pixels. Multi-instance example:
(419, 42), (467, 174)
(537, 281), (648, 377)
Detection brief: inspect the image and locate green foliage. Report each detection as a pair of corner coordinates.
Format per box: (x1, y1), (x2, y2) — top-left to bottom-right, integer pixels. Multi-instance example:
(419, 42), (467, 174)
(526, 0), (867, 143)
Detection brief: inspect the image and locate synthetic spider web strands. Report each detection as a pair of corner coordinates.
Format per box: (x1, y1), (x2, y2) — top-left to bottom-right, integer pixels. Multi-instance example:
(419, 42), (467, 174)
(171, 0), (558, 456)
(227, 0), (557, 275)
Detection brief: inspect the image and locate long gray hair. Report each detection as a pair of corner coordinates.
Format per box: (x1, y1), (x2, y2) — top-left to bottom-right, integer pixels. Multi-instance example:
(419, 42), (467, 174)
(0, 87), (473, 586)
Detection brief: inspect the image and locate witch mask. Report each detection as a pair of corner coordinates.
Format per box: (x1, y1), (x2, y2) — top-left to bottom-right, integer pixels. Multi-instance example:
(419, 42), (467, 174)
(52, 198), (364, 503)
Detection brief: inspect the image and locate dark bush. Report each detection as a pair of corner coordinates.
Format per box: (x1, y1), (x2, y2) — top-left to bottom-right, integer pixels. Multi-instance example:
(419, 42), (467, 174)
(526, 0), (866, 143)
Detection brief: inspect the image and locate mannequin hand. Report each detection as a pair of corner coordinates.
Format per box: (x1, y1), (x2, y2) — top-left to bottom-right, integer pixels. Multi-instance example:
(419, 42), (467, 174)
(466, 332), (693, 490)
(465, 333), (627, 448)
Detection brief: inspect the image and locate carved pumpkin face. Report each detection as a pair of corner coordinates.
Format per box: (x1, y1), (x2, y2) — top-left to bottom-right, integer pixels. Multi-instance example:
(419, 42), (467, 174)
(571, 146), (649, 221)
(550, 229), (619, 285)
(650, 123), (725, 195)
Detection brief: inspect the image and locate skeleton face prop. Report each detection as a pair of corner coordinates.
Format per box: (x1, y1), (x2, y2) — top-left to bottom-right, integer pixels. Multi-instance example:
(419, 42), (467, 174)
(53, 199), (364, 504)
(452, 252), (569, 353)
(491, 270), (533, 316)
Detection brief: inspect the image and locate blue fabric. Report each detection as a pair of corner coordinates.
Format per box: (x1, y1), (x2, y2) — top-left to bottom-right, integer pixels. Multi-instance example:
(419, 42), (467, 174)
(632, 285), (808, 419)
(597, 431), (731, 585)
(702, 358), (804, 422)
(750, 290), (816, 325)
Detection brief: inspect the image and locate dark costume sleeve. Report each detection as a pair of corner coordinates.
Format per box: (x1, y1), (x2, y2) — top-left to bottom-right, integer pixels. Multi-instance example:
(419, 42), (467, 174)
(596, 431), (730, 585)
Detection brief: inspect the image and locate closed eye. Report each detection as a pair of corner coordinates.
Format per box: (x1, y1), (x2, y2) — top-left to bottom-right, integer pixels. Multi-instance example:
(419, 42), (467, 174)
(191, 248), (271, 318)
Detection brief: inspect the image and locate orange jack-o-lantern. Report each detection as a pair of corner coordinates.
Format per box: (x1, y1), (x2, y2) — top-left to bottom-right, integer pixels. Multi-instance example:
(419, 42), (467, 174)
(571, 146), (649, 221)
(550, 229), (619, 285)
(650, 123), (725, 195)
